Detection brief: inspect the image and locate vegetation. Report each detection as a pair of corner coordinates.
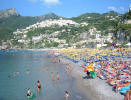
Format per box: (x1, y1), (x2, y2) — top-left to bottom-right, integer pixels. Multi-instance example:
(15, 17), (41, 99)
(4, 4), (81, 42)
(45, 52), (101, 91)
(72, 11), (120, 31)
(1, 8), (131, 48)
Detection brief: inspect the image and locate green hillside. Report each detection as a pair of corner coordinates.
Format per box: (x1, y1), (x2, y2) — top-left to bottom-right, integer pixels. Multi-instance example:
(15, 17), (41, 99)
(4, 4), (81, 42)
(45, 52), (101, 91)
(72, 11), (120, 31)
(0, 10), (59, 43)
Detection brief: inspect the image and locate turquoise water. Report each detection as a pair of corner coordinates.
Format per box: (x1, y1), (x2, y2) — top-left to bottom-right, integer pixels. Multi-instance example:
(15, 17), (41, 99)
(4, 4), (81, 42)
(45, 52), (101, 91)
(0, 50), (88, 100)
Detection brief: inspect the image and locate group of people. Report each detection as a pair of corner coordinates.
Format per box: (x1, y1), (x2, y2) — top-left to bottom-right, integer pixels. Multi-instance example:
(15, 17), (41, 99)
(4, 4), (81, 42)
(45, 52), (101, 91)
(27, 79), (70, 99)
(51, 72), (60, 81)
(57, 47), (131, 100)
(81, 52), (131, 100)
(27, 80), (41, 98)
(26, 54), (70, 99)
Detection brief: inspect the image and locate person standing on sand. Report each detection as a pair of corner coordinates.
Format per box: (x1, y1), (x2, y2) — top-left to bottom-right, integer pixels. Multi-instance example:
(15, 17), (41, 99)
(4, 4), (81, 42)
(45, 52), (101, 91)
(51, 72), (55, 81)
(65, 91), (69, 100)
(57, 72), (60, 80)
(37, 80), (41, 92)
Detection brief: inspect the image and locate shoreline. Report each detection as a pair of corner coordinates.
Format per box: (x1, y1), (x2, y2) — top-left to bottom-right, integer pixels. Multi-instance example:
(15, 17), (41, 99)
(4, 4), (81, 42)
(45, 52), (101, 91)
(1, 49), (127, 100)
(59, 56), (124, 100)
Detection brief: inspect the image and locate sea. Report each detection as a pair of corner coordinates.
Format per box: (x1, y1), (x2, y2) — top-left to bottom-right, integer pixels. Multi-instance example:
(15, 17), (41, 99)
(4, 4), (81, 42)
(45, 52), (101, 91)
(0, 50), (88, 100)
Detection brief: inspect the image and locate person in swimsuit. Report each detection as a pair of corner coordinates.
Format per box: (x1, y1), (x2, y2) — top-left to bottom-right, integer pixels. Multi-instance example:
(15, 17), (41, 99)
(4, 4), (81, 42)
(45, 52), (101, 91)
(57, 72), (60, 80)
(58, 59), (61, 64)
(37, 80), (41, 92)
(66, 64), (70, 74)
(51, 72), (55, 81)
(65, 91), (69, 100)
(27, 88), (31, 98)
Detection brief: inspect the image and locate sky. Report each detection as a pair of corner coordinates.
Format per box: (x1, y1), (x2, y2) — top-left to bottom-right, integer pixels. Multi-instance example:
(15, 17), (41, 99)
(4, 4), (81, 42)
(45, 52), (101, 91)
(0, 0), (131, 18)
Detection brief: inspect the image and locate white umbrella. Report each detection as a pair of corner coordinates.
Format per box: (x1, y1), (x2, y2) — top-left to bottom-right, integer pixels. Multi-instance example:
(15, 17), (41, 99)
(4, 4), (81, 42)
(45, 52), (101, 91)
(126, 43), (131, 48)
(126, 43), (131, 46)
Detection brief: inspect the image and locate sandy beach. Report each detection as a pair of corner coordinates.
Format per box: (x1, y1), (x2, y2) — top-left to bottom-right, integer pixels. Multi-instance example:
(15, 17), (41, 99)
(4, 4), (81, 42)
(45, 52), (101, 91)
(59, 56), (124, 100)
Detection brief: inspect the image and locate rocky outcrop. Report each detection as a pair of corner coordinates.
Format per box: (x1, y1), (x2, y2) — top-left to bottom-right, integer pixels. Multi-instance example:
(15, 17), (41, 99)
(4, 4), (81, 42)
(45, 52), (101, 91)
(0, 8), (19, 18)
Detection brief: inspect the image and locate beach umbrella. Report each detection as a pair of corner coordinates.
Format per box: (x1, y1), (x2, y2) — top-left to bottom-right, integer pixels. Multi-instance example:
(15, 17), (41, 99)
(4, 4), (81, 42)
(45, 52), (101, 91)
(87, 67), (95, 72)
(126, 43), (131, 46)
(126, 43), (131, 48)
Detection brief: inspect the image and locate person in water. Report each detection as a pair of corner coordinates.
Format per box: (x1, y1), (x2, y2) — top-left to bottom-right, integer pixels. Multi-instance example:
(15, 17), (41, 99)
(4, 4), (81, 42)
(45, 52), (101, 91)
(37, 80), (41, 92)
(58, 59), (61, 64)
(57, 72), (60, 80)
(51, 72), (55, 81)
(66, 64), (70, 74)
(27, 88), (31, 98)
(65, 91), (69, 100)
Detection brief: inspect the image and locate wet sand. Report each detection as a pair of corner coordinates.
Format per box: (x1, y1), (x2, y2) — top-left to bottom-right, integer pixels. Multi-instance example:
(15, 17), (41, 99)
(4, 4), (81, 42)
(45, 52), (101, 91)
(59, 56), (124, 100)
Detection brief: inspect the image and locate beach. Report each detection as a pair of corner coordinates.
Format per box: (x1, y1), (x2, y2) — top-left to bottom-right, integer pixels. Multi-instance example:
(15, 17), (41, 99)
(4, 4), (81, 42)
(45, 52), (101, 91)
(59, 55), (124, 100)
(0, 49), (130, 100)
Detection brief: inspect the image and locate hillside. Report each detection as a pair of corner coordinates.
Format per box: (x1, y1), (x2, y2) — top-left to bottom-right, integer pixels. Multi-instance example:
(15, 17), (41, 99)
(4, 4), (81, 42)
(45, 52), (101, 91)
(0, 8), (127, 49)
(72, 11), (120, 31)
(0, 8), (60, 43)
(116, 9), (131, 43)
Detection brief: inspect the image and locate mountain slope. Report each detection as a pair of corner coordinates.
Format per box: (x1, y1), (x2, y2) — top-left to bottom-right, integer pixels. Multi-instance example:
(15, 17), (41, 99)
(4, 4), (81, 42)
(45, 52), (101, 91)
(71, 11), (120, 31)
(0, 8), (125, 48)
(0, 8), (60, 43)
(116, 9), (131, 43)
(0, 8), (19, 18)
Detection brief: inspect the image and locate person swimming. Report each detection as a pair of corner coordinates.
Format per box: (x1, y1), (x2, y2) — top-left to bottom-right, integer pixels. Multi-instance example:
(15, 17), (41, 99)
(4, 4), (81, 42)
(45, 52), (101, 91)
(27, 88), (31, 98)
(37, 80), (41, 92)
(65, 91), (69, 100)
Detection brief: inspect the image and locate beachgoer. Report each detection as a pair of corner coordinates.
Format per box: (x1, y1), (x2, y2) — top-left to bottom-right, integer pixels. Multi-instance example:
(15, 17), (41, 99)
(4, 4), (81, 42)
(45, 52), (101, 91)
(66, 64), (70, 73)
(26, 69), (30, 75)
(126, 87), (131, 100)
(51, 72), (55, 81)
(58, 59), (61, 63)
(65, 91), (69, 100)
(8, 75), (11, 78)
(27, 88), (31, 98)
(86, 70), (90, 78)
(57, 72), (60, 80)
(53, 58), (56, 63)
(37, 80), (41, 91)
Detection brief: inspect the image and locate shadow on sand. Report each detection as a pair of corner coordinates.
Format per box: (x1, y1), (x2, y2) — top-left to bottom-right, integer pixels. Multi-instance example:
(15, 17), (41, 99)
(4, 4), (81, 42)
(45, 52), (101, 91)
(83, 76), (93, 79)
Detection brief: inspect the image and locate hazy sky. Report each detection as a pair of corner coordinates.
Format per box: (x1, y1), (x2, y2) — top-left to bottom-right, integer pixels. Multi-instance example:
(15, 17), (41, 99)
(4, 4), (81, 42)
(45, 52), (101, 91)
(0, 0), (131, 17)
